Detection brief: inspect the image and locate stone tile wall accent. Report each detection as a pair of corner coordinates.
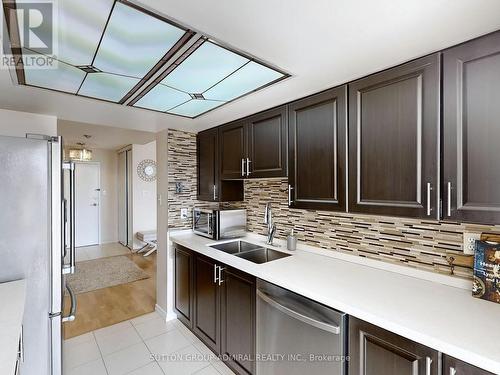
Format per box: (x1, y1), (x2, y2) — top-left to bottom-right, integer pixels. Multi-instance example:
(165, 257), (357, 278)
(225, 178), (500, 279)
(167, 129), (202, 229)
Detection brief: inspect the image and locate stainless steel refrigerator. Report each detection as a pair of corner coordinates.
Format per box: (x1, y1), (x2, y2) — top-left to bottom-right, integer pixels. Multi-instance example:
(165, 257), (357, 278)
(0, 134), (76, 375)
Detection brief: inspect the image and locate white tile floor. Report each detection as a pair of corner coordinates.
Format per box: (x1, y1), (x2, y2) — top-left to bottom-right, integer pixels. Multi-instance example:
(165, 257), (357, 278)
(75, 242), (130, 262)
(63, 311), (235, 375)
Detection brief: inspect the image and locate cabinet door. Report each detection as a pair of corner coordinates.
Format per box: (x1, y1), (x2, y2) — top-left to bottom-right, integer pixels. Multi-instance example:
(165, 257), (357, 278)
(288, 86), (347, 210)
(193, 255), (220, 353)
(349, 317), (439, 375)
(443, 31), (500, 224)
(220, 267), (256, 375)
(220, 120), (246, 179)
(197, 128), (219, 201)
(246, 106), (287, 178)
(348, 54), (440, 218)
(443, 355), (493, 375)
(174, 245), (193, 328)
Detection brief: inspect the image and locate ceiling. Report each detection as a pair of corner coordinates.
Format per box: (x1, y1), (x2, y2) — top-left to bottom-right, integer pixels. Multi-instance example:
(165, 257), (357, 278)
(57, 120), (156, 150)
(1, 0), (500, 134)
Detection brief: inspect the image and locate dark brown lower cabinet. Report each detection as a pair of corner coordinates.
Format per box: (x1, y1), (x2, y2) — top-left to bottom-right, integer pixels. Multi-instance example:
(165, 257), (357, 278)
(193, 255), (220, 353)
(443, 355), (493, 375)
(174, 245), (194, 328)
(349, 317), (439, 375)
(174, 245), (256, 375)
(220, 267), (256, 375)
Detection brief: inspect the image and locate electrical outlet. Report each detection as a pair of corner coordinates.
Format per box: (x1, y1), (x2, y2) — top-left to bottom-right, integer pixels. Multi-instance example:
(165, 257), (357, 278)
(463, 232), (481, 255)
(180, 208), (188, 220)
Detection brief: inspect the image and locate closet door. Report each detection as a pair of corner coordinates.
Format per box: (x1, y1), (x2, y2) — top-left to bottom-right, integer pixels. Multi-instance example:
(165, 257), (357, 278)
(117, 150), (128, 246)
(443, 31), (500, 224)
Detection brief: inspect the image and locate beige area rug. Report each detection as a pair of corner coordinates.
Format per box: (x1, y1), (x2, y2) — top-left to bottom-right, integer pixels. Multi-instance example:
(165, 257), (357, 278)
(66, 256), (149, 294)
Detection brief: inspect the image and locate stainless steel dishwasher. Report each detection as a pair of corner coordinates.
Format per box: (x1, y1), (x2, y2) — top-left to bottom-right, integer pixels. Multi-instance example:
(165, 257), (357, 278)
(256, 280), (347, 375)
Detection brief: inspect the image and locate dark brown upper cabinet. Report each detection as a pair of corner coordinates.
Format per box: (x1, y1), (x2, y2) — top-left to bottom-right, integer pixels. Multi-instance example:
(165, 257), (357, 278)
(197, 128), (219, 201)
(198, 128), (243, 202)
(348, 54), (440, 219)
(219, 120), (246, 179)
(288, 86), (347, 211)
(349, 317), (439, 375)
(443, 31), (500, 224)
(245, 106), (288, 178)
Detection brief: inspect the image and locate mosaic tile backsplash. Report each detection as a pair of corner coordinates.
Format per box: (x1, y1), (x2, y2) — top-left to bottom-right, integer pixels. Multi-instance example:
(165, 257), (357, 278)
(225, 178), (500, 279)
(167, 129), (499, 279)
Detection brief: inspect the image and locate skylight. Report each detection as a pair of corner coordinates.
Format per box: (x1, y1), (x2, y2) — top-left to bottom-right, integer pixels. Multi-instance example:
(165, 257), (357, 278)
(4, 0), (288, 118)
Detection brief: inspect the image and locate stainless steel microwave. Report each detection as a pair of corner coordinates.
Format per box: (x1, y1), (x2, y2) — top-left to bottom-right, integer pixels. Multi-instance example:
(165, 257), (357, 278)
(193, 208), (247, 240)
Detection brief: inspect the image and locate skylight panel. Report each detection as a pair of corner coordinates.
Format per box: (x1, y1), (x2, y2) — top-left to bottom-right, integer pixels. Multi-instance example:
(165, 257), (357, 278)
(167, 99), (224, 117)
(92, 2), (186, 78)
(56, 0), (114, 66)
(6, 0), (288, 118)
(134, 84), (191, 112)
(161, 41), (248, 93)
(79, 73), (140, 102)
(204, 61), (285, 102)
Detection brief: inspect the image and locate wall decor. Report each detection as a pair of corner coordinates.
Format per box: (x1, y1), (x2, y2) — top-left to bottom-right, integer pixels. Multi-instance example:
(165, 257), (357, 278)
(137, 159), (157, 182)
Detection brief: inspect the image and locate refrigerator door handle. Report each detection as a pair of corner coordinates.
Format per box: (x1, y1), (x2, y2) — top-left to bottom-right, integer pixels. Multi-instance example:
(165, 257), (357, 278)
(63, 161), (76, 275)
(62, 284), (77, 322)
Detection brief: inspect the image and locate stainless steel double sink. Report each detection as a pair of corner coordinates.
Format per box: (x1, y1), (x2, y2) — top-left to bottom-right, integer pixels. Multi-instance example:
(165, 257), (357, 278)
(210, 240), (291, 264)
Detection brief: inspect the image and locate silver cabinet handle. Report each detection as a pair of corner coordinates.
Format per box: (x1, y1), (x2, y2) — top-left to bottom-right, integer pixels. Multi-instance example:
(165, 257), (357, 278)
(241, 158), (245, 177)
(449, 367), (456, 375)
(257, 290), (340, 334)
(246, 158), (251, 176)
(425, 356), (432, 375)
(62, 284), (77, 322)
(218, 267), (225, 286)
(447, 182), (452, 217)
(63, 161), (76, 275)
(288, 184), (293, 206)
(213, 264), (219, 284)
(426, 182), (433, 216)
(213, 185), (217, 201)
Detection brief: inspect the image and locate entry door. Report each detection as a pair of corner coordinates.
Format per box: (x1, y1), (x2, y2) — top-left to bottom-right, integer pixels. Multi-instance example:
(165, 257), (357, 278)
(75, 162), (100, 247)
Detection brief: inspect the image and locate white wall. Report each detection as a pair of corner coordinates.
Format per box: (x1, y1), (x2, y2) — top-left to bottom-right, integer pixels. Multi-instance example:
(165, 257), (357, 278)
(155, 130), (169, 316)
(132, 141), (157, 249)
(0, 108), (57, 137)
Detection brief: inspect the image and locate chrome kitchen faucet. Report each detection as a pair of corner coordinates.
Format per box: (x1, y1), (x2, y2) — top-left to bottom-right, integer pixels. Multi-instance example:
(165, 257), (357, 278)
(264, 202), (277, 245)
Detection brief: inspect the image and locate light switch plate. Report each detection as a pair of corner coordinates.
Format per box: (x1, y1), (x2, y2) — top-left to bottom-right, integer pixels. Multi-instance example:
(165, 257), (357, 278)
(180, 208), (188, 220)
(463, 232), (481, 255)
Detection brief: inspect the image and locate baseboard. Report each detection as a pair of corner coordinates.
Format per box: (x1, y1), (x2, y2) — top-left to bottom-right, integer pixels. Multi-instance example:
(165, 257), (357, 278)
(155, 304), (176, 322)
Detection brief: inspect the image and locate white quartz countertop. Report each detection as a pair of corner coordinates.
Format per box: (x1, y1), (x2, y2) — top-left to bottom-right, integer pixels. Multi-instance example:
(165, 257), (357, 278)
(0, 279), (26, 375)
(170, 231), (500, 374)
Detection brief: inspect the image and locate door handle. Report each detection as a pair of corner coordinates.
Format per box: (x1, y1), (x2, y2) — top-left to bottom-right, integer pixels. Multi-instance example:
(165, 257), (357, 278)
(241, 158), (245, 177)
(213, 185), (217, 201)
(426, 182), (433, 216)
(257, 290), (340, 334)
(246, 158), (251, 176)
(288, 184), (294, 206)
(214, 264), (219, 284)
(90, 203), (98, 206)
(218, 267), (225, 286)
(63, 161), (76, 275)
(62, 284), (77, 323)
(425, 356), (432, 375)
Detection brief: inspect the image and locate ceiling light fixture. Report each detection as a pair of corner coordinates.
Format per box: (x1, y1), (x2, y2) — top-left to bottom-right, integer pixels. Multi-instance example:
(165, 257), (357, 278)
(68, 142), (93, 161)
(3, 0), (289, 118)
